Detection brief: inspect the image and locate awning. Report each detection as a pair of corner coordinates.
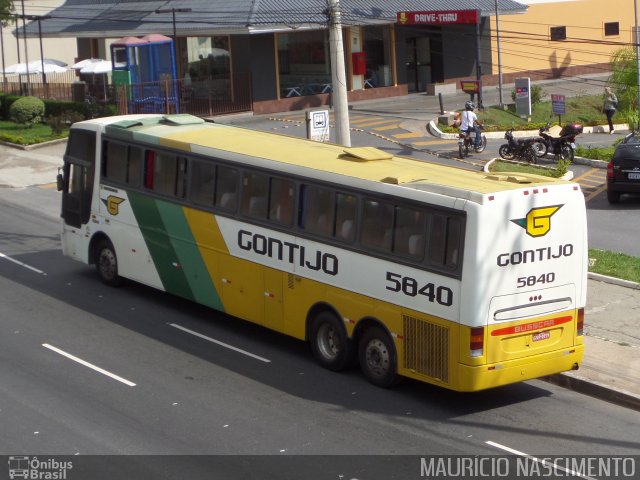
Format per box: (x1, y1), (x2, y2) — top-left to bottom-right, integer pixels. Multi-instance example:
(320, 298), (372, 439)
(19, 0), (527, 38)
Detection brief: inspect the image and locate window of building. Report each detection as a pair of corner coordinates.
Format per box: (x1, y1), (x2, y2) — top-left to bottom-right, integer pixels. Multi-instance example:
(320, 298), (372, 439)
(604, 22), (620, 37)
(362, 25), (393, 88)
(185, 36), (230, 82)
(550, 26), (567, 41)
(278, 30), (332, 98)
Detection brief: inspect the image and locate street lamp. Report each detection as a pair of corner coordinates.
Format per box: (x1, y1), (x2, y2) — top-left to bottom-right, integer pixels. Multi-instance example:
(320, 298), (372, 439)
(155, 7), (192, 74)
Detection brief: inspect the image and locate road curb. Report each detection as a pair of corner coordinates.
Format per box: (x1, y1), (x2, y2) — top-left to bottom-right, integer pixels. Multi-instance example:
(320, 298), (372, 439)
(588, 272), (640, 289)
(543, 373), (640, 412)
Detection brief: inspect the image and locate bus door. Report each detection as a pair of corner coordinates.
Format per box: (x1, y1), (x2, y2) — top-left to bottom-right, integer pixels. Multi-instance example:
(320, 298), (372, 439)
(58, 129), (96, 228)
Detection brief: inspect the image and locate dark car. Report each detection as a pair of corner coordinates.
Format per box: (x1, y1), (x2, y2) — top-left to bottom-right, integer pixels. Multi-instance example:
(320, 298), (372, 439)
(607, 133), (640, 203)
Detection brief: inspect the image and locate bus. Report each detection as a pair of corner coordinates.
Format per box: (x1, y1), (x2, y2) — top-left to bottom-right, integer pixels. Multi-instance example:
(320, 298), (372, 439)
(57, 113), (586, 392)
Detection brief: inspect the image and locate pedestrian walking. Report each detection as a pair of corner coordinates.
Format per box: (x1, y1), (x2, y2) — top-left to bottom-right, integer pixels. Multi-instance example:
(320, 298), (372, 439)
(603, 86), (618, 134)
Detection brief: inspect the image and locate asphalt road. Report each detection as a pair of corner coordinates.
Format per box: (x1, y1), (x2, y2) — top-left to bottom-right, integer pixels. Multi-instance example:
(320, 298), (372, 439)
(0, 187), (639, 479)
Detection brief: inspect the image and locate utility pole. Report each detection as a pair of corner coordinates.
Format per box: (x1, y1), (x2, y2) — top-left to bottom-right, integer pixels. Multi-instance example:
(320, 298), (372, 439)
(635, 0), (640, 129)
(20, 0), (29, 93)
(326, 0), (350, 146)
(155, 7), (192, 75)
(494, 0), (504, 108)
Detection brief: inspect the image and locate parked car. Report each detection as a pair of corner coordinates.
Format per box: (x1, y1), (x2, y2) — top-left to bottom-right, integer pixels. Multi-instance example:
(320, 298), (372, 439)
(607, 133), (640, 203)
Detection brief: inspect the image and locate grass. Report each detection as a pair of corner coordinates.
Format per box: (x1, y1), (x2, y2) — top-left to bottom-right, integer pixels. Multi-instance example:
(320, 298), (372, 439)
(0, 120), (68, 145)
(589, 249), (640, 283)
(489, 159), (568, 178)
(441, 94), (604, 133)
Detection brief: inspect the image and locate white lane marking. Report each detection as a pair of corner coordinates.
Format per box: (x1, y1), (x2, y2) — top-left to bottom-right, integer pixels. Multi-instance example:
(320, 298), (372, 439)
(486, 441), (598, 480)
(42, 343), (136, 387)
(169, 323), (271, 363)
(0, 252), (46, 275)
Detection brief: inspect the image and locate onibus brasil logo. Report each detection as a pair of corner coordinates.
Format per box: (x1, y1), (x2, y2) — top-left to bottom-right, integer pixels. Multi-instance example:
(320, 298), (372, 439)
(511, 205), (562, 238)
(8, 456), (73, 479)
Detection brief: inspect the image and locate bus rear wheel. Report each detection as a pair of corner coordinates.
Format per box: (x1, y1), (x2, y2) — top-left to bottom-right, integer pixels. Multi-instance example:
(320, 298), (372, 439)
(95, 239), (121, 286)
(310, 311), (356, 371)
(358, 326), (399, 388)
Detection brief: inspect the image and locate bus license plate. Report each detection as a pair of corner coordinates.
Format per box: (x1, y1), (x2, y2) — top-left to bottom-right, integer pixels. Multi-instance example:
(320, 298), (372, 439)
(532, 331), (551, 342)
(628, 172), (640, 180)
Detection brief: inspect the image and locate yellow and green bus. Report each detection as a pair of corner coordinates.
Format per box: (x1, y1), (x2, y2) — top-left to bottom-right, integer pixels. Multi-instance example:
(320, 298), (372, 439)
(58, 114), (586, 391)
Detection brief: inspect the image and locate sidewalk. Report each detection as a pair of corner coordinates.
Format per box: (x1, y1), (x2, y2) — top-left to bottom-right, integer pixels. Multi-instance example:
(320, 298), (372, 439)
(1, 73), (639, 409)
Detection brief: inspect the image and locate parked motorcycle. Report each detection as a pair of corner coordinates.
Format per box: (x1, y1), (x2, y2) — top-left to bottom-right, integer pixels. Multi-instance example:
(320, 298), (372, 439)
(458, 125), (487, 158)
(498, 129), (539, 164)
(538, 121), (583, 161)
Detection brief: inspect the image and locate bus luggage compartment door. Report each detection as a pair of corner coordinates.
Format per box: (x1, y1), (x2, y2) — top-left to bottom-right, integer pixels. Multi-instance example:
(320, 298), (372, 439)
(486, 284), (577, 364)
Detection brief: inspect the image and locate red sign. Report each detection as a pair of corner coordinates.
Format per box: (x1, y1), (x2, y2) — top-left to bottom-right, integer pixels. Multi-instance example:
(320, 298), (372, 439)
(460, 80), (479, 94)
(397, 10), (479, 25)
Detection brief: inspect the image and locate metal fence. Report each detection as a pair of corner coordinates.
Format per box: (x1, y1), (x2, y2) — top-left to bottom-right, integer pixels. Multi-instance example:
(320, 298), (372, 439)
(0, 71), (253, 118)
(114, 72), (253, 117)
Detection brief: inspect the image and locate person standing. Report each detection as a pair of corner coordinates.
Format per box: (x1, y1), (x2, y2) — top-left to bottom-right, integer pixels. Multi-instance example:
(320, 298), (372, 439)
(603, 86), (618, 134)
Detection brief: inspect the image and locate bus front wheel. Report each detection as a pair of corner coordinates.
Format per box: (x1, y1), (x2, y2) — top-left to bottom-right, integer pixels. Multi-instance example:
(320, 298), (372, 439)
(310, 311), (356, 371)
(359, 326), (399, 388)
(95, 239), (121, 287)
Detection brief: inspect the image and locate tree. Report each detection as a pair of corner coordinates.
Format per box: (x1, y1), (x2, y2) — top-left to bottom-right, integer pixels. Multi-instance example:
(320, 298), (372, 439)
(609, 47), (639, 129)
(0, 0), (14, 25)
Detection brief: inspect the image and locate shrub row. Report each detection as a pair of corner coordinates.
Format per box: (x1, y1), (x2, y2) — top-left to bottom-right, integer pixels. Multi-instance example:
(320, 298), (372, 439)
(0, 94), (116, 121)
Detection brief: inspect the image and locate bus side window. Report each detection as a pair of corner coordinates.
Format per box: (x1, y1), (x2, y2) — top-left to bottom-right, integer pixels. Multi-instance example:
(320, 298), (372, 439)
(361, 199), (393, 251)
(215, 165), (239, 211)
(430, 214), (462, 269)
(393, 206), (426, 259)
(190, 160), (215, 206)
(104, 141), (128, 183)
(128, 146), (143, 187)
(241, 172), (269, 219)
(335, 192), (357, 242)
(144, 150), (155, 189)
(268, 177), (294, 226)
(299, 184), (334, 237)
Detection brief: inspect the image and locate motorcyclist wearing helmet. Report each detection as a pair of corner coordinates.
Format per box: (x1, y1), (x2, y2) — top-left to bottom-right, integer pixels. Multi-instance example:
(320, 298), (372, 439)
(460, 101), (481, 147)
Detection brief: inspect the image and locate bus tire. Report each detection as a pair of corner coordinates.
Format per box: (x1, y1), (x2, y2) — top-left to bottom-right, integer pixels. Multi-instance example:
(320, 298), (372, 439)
(358, 326), (400, 388)
(95, 239), (121, 287)
(310, 311), (356, 372)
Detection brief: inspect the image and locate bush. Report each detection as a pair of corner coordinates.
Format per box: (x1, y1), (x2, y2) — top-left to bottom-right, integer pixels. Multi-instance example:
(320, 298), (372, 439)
(511, 84), (546, 105)
(47, 110), (85, 135)
(10, 96), (45, 127)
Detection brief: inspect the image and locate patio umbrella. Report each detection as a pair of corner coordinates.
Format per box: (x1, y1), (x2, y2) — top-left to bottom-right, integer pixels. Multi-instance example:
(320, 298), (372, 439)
(72, 58), (108, 70)
(80, 60), (112, 99)
(3, 60), (67, 75)
(79, 60), (112, 74)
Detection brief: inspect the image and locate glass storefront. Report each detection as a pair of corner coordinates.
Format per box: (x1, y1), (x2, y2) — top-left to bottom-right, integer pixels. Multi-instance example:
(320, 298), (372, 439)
(277, 30), (332, 98)
(362, 25), (392, 88)
(185, 36), (230, 82)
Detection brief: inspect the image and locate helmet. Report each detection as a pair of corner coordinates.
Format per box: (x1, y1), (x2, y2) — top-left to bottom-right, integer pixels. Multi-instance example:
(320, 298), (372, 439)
(465, 101), (475, 111)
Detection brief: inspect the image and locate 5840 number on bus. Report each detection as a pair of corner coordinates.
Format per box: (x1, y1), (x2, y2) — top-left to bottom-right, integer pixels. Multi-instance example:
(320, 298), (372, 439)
(385, 272), (453, 306)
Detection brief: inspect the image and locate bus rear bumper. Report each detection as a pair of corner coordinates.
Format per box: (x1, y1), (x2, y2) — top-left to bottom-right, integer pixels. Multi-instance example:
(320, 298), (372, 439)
(455, 345), (584, 392)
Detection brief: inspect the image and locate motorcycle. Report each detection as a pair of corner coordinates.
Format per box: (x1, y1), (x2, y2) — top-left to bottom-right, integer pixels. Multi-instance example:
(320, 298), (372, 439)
(498, 129), (539, 164)
(537, 121), (583, 161)
(458, 125), (487, 158)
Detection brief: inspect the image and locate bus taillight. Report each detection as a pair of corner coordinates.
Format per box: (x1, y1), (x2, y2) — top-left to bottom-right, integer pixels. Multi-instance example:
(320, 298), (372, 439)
(470, 327), (484, 357)
(577, 308), (584, 336)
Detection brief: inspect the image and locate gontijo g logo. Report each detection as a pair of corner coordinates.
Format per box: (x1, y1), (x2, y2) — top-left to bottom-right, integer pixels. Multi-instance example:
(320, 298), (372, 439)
(511, 205), (562, 238)
(101, 195), (125, 216)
